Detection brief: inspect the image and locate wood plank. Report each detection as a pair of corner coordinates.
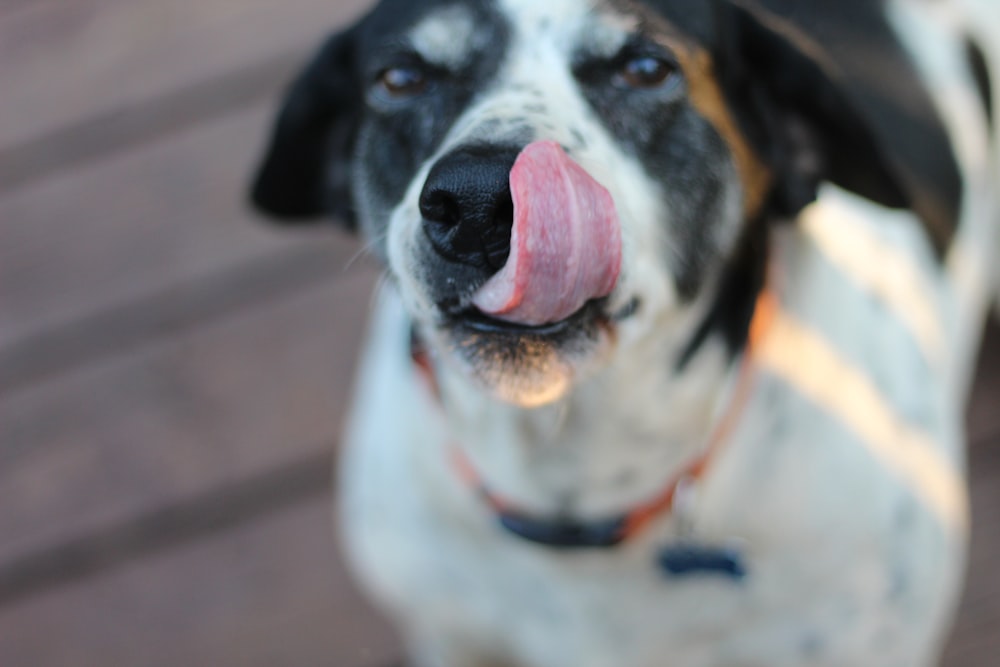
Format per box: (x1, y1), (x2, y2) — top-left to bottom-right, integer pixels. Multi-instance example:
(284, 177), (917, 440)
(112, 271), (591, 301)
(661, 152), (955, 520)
(0, 450), (330, 606)
(0, 0), (370, 150)
(0, 267), (378, 566)
(940, 321), (1000, 664)
(0, 497), (400, 667)
(0, 102), (361, 356)
(0, 243), (364, 394)
(942, 431), (1000, 666)
(966, 319), (1000, 443)
(0, 54), (302, 196)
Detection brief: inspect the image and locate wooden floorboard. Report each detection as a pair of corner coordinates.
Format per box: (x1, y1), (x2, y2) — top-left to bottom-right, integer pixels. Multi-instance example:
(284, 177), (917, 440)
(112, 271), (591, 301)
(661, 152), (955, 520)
(0, 53), (303, 195)
(0, 102), (362, 353)
(0, 498), (399, 667)
(0, 242), (369, 393)
(0, 2), (391, 663)
(0, 268), (377, 566)
(942, 321), (1000, 666)
(0, 0), (370, 149)
(966, 319), (1000, 443)
(0, 450), (331, 606)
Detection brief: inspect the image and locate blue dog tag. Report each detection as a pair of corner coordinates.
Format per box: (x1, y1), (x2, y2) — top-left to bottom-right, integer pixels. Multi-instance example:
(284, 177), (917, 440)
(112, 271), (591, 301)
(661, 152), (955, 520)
(657, 543), (748, 580)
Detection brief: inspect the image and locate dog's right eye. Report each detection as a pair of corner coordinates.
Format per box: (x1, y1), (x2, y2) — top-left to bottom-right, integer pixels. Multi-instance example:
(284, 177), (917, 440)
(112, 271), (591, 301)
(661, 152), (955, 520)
(616, 56), (678, 91)
(377, 66), (427, 97)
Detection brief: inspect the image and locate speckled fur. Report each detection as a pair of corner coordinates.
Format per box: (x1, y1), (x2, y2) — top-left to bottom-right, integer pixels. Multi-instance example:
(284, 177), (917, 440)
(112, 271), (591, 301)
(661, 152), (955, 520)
(256, 0), (1000, 665)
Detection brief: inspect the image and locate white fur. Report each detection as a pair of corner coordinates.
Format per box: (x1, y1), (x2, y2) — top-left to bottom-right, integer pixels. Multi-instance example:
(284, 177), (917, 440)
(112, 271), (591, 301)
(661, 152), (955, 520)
(410, 6), (481, 70)
(339, 2), (1000, 665)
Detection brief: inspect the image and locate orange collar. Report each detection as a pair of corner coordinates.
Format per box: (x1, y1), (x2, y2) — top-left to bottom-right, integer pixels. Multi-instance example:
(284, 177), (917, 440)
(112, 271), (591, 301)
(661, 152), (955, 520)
(412, 292), (776, 548)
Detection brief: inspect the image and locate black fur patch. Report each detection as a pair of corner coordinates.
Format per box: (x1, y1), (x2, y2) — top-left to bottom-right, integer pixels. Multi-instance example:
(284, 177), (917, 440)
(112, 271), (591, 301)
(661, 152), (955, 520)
(965, 37), (994, 129)
(250, 28), (361, 223)
(650, 0), (963, 255)
(677, 215), (768, 370)
(750, 0), (963, 254)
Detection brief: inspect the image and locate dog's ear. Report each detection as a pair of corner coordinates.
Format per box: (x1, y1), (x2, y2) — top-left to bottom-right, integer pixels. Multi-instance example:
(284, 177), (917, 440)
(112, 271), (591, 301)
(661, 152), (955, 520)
(249, 28), (361, 228)
(711, 1), (910, 221)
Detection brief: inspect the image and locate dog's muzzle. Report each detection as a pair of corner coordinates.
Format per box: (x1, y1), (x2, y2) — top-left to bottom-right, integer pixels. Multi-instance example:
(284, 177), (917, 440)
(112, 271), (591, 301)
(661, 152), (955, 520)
(420, 141), (622, 327)
(414, 141), (625, 406)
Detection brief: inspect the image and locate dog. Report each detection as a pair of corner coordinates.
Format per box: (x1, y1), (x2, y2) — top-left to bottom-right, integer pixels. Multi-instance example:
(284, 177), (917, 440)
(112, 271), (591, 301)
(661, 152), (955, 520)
(250, 0), (1000, 664)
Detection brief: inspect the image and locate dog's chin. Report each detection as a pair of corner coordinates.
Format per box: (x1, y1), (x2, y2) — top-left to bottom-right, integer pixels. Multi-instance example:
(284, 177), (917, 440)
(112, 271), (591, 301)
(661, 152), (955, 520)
(438, 300), (617, 408)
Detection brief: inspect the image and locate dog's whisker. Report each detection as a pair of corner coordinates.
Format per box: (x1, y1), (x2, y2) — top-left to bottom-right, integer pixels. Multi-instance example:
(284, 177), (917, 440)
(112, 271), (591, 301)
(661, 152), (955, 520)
(343, 232), (387, 272)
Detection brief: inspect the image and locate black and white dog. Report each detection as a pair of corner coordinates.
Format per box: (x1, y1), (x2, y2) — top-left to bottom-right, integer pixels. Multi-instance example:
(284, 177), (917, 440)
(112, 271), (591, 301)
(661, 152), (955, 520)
(251, 0), (1000, 664)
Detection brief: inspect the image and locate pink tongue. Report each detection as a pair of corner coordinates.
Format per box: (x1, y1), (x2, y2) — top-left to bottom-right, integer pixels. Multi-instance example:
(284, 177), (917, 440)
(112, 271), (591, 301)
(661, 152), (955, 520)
(471, 141), (621, 326)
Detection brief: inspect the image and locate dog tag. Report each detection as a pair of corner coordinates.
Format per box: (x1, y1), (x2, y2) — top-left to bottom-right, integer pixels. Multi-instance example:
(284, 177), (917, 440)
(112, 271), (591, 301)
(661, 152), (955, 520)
(659, 476), (747, 580)
(657, 543), (747, 580)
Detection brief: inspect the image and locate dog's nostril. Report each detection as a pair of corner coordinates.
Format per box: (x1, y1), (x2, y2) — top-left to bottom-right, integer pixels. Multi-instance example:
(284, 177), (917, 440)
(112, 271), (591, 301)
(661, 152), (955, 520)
(418, 146), (520, 272)
(419, 188), (463, 228)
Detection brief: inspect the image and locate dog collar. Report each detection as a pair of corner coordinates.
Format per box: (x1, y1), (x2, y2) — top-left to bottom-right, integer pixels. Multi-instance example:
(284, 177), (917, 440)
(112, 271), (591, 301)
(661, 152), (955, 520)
(411, 293), (775, 549)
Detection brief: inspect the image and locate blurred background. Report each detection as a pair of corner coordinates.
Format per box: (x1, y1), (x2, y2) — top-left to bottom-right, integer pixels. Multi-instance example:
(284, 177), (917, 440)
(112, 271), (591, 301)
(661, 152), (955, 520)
(0, 1), (997, 665)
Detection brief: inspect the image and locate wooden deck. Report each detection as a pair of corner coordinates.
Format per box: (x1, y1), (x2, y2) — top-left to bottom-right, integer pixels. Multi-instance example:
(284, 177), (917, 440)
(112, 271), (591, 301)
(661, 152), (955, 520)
(0, 2), (996, 665)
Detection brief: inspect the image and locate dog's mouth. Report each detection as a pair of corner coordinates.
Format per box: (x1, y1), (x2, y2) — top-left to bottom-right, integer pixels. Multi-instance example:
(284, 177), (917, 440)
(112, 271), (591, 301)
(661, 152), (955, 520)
(433, 296), (639, 408)
(451, 301), (598, 337)
(447, 296), (639, 336)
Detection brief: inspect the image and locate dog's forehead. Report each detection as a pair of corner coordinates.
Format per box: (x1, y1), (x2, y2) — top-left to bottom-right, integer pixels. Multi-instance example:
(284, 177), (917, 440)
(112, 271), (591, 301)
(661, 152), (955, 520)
(397, 0), (641, 68)
(497, 0), (637, 54)
(408, 5), (487, 68)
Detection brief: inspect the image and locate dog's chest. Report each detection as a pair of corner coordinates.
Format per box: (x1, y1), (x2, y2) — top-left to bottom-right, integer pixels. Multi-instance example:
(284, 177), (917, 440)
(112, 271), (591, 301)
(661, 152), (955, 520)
(341, 378), (959, 667)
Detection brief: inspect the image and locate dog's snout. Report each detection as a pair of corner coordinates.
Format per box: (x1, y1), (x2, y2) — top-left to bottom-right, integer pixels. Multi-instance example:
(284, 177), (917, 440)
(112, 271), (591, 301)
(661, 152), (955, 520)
(419, 147), (519, 271)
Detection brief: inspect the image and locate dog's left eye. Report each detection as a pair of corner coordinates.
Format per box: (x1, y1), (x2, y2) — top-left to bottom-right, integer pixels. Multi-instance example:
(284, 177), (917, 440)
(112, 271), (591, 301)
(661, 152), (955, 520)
(617, 56), (676, 90)
(377, 66), (428, 97)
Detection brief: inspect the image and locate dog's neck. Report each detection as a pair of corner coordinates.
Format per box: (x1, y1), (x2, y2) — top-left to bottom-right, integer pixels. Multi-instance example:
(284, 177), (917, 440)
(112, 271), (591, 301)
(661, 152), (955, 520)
(431, 307), (746, 519)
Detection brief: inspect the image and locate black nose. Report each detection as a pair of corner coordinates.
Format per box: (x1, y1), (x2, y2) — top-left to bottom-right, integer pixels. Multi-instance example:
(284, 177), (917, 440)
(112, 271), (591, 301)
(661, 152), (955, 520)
(419, 146), (519, 271)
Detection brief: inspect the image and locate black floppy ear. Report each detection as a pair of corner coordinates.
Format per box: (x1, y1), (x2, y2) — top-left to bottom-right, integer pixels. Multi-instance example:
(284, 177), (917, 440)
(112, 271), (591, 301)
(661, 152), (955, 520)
(712, 1), (910, 220)
(249, 28), (361, 227)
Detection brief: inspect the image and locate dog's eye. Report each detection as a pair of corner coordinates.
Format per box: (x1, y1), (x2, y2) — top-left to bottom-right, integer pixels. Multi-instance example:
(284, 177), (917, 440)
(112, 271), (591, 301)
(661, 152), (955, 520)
(378, 66), (427, 97)
(617, 56), (676, 90)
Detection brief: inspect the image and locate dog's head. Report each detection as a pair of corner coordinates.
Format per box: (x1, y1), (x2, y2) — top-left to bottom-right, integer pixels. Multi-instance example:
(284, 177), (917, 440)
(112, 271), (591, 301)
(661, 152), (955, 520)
(250, 0), (917, 407)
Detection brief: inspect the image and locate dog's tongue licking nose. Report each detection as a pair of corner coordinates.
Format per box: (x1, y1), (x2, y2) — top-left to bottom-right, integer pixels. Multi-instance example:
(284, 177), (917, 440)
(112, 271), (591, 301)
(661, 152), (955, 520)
(471, 141), (621, 326)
